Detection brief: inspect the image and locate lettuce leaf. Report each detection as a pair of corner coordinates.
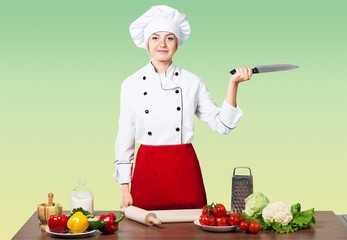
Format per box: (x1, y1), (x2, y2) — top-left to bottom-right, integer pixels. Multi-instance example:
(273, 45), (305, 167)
(290, 206), (316, 230)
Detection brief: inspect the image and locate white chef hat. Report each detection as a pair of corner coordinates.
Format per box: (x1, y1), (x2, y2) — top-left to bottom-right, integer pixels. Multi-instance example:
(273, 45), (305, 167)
(129, 5), (190, 49)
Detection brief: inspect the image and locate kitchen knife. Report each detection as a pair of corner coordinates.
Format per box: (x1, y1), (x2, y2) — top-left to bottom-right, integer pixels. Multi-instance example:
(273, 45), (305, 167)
(230, 64), (298, 75)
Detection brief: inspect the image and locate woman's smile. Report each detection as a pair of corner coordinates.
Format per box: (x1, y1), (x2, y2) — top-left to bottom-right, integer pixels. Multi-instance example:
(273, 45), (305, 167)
(156, 49), (169, 54)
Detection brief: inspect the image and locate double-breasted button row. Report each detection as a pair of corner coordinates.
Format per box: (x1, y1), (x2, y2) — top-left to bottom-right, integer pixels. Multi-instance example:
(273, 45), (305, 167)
(143, 76), (147, 98)
(142, 75), (181, 137)
(143, 75), (150, 136)
(147, 127), (180, 136)
(175, 87), (181, 133)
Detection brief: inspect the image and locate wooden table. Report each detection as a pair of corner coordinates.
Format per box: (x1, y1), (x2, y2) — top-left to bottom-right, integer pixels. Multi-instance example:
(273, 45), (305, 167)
(12, 211), (347, 239)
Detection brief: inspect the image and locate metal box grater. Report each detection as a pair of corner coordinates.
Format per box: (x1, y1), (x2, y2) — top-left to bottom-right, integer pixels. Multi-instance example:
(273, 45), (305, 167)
(231, 167), (253, 212)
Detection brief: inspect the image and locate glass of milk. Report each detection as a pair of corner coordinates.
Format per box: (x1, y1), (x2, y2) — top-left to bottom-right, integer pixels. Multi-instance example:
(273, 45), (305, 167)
(70, 178), (94, 214)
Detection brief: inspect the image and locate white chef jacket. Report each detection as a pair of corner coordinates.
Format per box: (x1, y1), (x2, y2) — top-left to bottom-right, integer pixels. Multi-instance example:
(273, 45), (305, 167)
(114, 62), (243, 183)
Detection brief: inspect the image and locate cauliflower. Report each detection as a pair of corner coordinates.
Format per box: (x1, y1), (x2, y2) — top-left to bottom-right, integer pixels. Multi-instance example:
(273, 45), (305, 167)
(262, 201), (293, 226)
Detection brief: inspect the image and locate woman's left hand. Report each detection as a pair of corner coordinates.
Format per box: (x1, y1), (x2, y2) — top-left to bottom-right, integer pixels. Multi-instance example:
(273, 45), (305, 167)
(230, 67), (253, 84)
(226, 67), (253, 107)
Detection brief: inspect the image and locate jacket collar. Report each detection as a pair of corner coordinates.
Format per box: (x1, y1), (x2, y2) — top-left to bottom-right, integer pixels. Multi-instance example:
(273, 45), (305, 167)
(144, 62), (181, 89)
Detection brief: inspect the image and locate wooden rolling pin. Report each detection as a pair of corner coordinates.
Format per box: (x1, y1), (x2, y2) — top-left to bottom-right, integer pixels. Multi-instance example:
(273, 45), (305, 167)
(124, 206), (162, 226)
(152, 209), (201, 223)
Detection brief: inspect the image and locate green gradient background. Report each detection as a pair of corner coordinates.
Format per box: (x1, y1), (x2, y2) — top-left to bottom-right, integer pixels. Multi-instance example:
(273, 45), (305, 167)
(1, 0), (346, 238)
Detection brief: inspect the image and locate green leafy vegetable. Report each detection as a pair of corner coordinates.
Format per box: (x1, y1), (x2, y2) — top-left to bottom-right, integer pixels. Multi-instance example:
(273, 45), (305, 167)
(244, 192), (270, 217)
(290, 203), (316, 231)
(68, 207), (94, 220)
(242, 194), (316, 234)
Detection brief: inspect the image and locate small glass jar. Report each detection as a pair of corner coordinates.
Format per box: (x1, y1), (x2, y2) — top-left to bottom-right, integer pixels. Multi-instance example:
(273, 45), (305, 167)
(70, 178), (94, 214)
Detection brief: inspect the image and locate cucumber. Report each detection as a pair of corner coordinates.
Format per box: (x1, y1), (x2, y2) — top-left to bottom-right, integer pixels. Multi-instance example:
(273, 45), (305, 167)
(87, 220), (106, 231)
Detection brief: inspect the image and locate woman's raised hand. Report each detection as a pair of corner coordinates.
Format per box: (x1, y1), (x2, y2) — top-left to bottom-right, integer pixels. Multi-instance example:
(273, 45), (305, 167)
(230, 67), (253, 84)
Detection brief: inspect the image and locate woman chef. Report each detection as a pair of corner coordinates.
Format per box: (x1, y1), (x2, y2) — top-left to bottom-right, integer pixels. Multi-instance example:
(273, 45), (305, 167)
(113, 5), (252, 210)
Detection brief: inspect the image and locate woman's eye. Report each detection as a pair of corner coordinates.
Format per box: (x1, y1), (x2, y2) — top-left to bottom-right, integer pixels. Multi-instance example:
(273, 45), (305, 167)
(151, 36), (158, 40)
(168, 37), (174, 41)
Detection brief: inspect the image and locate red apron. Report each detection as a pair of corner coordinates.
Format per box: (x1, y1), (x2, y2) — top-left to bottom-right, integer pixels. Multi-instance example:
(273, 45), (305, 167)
(131, 143), (207, 210)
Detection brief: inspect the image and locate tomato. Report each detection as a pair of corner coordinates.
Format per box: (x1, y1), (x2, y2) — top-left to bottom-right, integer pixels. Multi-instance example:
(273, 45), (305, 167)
(211, 203), (227, 218)
(248, 221), (261, 234)
(201, 205), (210, 215)
(228, 212), (244, 226)
(199, 214), (215, 226)
(239, 221), (249, 231)
(215, 217), (230, 226)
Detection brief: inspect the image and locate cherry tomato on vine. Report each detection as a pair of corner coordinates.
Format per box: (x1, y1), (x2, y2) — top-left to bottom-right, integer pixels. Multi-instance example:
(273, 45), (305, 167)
(239, 221), (249, 231)
(228, 212), (244, 226)
(249, 221), (261, 234)
(215, 217), (230, 226)
(201, 205), (210, 215)
(199, 214), (215, 226)
(211, 203), (227, 218)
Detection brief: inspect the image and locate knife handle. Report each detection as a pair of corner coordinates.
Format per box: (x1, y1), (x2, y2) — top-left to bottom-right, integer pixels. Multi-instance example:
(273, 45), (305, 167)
(230, 67), (259, 75)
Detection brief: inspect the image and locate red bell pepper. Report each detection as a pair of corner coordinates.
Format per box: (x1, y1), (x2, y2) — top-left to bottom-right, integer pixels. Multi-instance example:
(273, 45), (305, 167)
(48, 206), (68, 233)
(98, 213), (124, 234)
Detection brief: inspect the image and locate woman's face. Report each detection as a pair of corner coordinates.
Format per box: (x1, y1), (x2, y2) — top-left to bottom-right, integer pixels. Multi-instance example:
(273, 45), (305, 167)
(147, 31), (178, 63)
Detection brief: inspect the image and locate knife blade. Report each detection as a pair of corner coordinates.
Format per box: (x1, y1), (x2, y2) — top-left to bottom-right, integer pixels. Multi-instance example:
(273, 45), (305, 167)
(230, 64), (298, 75)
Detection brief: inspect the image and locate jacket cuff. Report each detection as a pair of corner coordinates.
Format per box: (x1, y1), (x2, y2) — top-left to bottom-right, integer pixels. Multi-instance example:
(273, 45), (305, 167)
(219, 101), (243, 129)
(113, 163), (132, 184)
